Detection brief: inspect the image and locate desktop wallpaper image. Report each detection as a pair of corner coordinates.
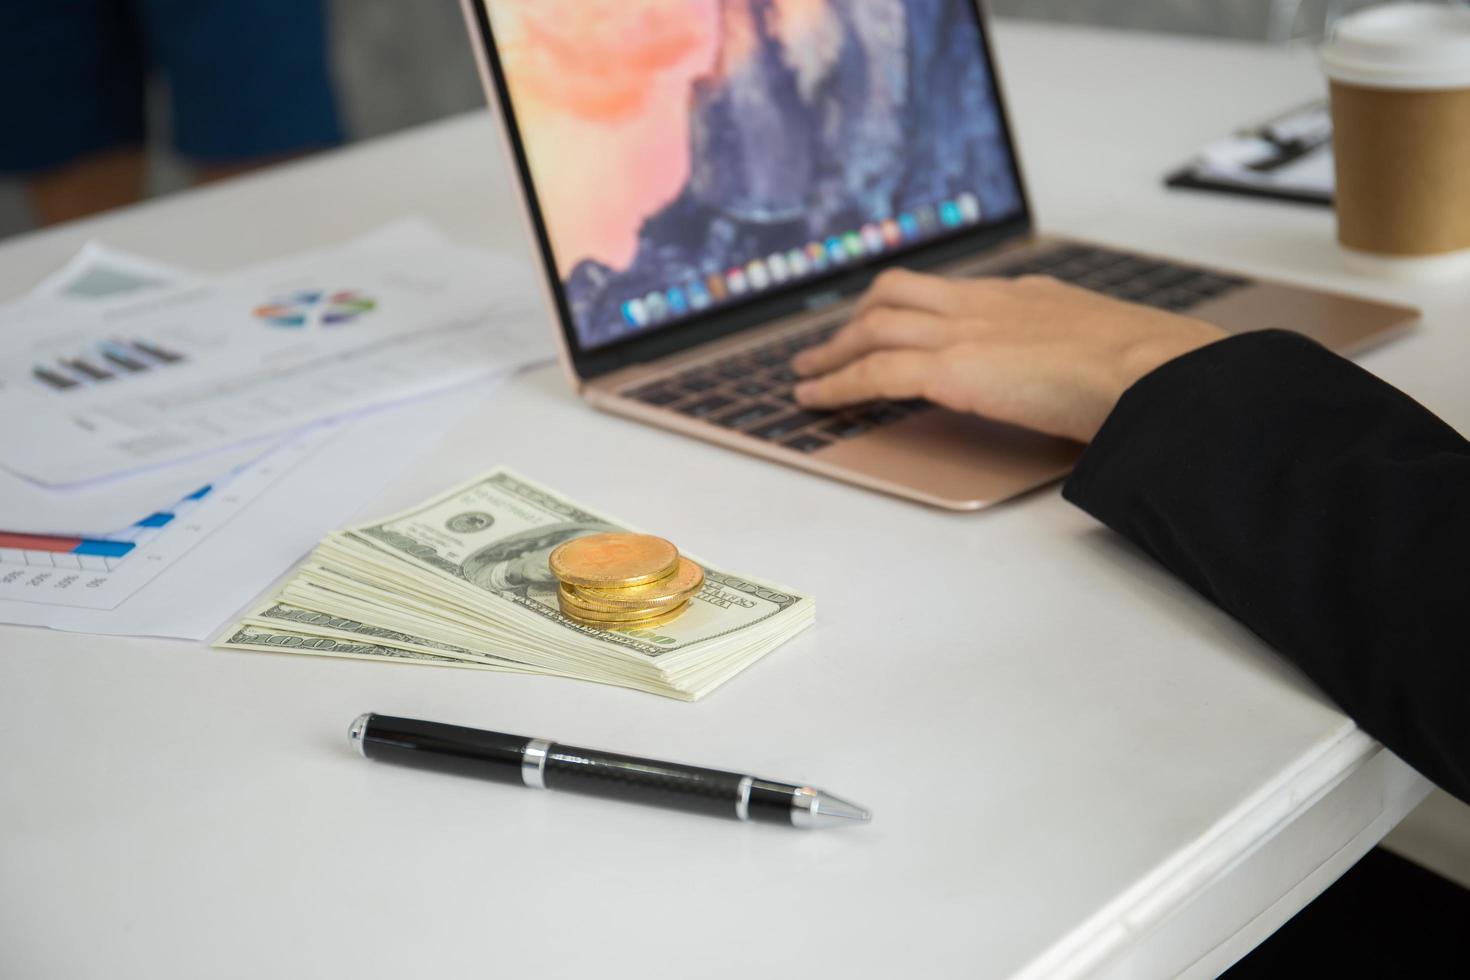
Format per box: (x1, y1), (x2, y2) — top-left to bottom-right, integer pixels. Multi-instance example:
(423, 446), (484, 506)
(487, 0), (1024, 348)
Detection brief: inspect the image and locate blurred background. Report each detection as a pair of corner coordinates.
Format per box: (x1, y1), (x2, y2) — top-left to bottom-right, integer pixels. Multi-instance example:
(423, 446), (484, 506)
(0, 0), (1386, 241)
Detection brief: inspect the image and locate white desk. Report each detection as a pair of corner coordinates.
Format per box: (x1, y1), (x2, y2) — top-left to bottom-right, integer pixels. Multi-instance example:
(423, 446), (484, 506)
(2, 21), (1464, 980)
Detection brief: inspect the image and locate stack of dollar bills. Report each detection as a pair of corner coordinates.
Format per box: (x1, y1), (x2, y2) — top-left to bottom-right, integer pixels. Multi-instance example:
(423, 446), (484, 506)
(216, 469), (814, 700)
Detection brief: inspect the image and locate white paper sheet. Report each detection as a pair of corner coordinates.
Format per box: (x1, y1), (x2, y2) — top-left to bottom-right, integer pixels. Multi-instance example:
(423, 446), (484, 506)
(0, 380), (510, 639)
(0, 438), (282, 537)
(0, 222), (555, 638)
(1, 242), (289, 535)
(1195, 138), (1334, 197)
(1187, 102), (1334, 200)
(0, 220), (551, 487)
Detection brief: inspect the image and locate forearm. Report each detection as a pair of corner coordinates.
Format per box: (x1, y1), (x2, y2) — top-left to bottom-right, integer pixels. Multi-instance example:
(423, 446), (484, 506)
(1064, 330), (1470, 803)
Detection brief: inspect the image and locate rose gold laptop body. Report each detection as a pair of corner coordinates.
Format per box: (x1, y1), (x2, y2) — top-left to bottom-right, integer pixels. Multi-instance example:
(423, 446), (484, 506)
(460, 1), (1418, 511)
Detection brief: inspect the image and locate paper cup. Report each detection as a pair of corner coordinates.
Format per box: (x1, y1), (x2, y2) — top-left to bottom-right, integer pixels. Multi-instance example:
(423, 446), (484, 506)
(1321, 4), (1470, 281)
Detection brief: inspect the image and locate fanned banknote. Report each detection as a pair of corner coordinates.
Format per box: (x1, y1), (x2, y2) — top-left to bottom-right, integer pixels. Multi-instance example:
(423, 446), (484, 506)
(216, 469), (814, 699)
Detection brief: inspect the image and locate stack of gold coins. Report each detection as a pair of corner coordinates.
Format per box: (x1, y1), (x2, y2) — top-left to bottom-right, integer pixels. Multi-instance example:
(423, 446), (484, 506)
(549, 532), (705, 630)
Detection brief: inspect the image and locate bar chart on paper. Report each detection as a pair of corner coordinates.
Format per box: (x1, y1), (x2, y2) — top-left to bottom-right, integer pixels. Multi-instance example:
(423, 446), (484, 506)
(0, 431), (329, 612)
(0, 224), (549, 487)
(30, 337), (188, 391)
(0, 483), (212, 571)
(0, 532), (140, 569)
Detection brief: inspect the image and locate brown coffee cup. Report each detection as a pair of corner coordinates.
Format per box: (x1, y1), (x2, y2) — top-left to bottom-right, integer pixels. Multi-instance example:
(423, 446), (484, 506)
(1322, 3), (1470, 280)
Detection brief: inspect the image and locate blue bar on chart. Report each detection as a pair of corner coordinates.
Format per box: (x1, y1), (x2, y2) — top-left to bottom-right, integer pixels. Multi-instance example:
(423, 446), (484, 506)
(0, 483), (214, 572)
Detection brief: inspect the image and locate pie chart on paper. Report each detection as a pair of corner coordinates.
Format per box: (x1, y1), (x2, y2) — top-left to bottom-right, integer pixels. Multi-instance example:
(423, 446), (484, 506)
(253, 290), (378, 328)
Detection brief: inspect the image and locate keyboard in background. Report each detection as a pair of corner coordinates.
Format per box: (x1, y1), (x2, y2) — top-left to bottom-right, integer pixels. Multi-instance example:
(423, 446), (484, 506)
(995, 243), (1250, 311)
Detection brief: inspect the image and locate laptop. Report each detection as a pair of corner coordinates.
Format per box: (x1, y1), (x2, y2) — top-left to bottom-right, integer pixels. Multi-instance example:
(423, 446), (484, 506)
(460, 0), (1417, 511)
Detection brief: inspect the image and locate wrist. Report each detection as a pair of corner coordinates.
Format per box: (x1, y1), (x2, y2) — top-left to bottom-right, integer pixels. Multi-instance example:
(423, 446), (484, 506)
(1120, 326), (1225, 393)
(1075, 325), (1225, 443)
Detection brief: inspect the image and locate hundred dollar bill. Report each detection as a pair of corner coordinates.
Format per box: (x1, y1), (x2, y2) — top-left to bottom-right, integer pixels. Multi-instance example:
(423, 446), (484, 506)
(242, 600), (537, 672)
(338, 468), (812, 666)
(219, 623), (508, 672)
(215, 468), (814, 698)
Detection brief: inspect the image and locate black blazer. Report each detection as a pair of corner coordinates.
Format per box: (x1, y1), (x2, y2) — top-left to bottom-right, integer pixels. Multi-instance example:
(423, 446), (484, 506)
(1063, 330), (1468, 805)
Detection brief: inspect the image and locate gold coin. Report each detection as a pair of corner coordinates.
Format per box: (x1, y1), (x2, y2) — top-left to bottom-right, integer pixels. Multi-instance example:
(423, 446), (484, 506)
(558, 583), (664, 617)
(558, 590), (671, 622)
(563, 558), (705, 611)
(561, 600), (690, 631)
(548, 532), (679, 589)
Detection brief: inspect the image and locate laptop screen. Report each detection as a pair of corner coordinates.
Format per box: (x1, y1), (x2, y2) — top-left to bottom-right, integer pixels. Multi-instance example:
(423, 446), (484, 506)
(480, 1), (1026, 353)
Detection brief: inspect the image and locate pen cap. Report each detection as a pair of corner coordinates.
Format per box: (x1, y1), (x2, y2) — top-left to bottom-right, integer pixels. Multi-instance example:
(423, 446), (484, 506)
(352, 713), (526, 785)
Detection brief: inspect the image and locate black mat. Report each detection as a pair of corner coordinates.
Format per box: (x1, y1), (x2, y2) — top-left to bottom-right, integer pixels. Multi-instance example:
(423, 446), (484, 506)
(1224, 847), (1470, 978)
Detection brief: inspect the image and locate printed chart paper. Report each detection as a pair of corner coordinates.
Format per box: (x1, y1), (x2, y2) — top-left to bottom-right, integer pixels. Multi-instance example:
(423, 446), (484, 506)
(0, 221), (551, 486)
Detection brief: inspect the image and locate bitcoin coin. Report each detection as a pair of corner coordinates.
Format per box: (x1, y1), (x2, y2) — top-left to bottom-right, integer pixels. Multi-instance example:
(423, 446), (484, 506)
(558, 588), (669, 622)
(561, 600), (690, 631)
(549, 532), (679, 589)
(563, 558), (705, 611)
(559, 583), (665, 616)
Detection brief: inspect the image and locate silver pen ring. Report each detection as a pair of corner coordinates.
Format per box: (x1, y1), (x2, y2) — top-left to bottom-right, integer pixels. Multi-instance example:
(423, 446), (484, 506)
(521, 738), (551, 789)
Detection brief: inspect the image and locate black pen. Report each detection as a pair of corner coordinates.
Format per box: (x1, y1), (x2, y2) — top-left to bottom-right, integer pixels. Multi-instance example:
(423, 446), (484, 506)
(350, 713), (870, 829)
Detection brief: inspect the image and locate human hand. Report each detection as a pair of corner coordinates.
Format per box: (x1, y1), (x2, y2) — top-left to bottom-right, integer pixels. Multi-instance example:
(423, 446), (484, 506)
(793, 269), (1227, 443)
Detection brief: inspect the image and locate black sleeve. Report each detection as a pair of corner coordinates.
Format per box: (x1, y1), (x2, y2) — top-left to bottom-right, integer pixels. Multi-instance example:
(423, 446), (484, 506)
(1062, 329), (1469, 804)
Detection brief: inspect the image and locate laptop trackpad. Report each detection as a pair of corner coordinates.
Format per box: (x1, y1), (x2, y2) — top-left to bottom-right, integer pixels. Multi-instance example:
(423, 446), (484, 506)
(816, 409), (1083, 509)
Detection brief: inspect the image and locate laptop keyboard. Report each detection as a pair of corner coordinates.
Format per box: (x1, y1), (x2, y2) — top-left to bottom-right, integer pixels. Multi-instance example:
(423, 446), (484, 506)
(624, 244), (1252, 453)
(992, 244), (1250, 310)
